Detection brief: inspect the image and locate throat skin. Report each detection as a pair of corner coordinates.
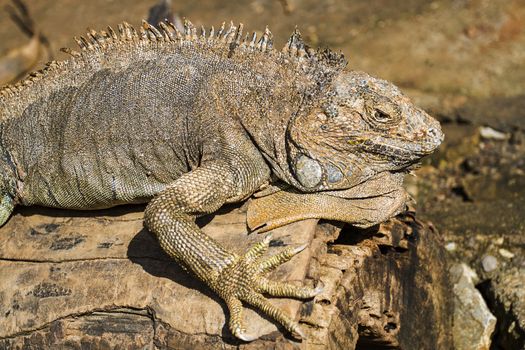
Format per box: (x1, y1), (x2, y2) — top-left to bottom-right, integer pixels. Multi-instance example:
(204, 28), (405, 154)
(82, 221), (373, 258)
(235, 78), (311, 186)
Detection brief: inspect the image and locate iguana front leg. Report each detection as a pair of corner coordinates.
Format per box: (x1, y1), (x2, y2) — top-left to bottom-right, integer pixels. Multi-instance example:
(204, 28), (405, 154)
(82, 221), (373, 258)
(144, 161), (320, 341)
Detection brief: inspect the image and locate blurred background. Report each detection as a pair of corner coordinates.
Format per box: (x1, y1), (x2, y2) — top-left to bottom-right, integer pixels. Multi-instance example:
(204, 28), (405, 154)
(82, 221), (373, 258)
(0, 0), (523, 348)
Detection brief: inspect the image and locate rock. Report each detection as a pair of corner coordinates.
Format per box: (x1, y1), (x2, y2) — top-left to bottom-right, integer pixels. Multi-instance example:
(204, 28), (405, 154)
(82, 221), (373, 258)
(0, 204), (453, 349)
(451, 263), (496, 350)
(479, 127), (508, 141)
(445, 241), (457, 251)
(482, 255), (499, 272)
(483, 268), (525, 350)
(415, 126), (525, 269)
(414, 119), (525, 350)
(498, 248), (515, 259)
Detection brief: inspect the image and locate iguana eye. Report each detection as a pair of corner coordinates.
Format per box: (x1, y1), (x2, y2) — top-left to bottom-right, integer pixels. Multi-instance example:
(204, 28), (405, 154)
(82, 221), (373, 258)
(372, 109), (390, 122)
(364, 103), (401, 130)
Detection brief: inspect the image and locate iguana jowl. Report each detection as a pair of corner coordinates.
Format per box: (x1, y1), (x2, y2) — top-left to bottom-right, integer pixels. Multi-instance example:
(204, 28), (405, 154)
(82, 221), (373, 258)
(0, 20), (443, 340)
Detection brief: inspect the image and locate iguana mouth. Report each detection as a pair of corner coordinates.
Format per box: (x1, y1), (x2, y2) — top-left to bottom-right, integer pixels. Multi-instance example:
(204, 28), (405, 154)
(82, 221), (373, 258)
(365, 135), (440, 155)
(357, 130), (443, 166)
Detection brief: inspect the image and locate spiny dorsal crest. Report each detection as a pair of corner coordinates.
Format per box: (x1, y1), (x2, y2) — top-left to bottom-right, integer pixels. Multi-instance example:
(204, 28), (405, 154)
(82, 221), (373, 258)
(282, 28), (309, 58)
(1, 20), (346, 98)
(65, 20), (343, 65)
(67, 20), (274, 54)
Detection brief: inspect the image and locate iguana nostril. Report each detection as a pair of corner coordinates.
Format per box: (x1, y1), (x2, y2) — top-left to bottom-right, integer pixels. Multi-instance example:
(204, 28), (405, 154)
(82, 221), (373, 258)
(427, 125), (444, 144)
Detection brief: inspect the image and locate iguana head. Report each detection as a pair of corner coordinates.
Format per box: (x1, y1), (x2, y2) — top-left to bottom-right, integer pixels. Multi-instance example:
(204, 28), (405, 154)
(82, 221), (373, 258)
(285, 70), (443, 192)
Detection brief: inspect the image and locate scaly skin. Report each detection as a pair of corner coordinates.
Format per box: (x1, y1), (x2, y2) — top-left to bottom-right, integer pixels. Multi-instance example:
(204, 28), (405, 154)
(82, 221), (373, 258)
(0, 21), (443, 340)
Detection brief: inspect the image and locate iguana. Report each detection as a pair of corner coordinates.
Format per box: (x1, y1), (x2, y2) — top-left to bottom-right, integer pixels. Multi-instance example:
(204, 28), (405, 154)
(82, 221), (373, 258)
(0, 20), (443, 341)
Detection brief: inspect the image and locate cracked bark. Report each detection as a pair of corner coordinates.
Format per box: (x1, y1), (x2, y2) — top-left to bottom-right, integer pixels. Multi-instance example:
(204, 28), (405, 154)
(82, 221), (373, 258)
(0, 204), (452, 349)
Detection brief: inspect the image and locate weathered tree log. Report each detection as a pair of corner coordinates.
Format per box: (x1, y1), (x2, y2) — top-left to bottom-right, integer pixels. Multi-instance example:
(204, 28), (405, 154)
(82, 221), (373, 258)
(0, 203), (452, 349)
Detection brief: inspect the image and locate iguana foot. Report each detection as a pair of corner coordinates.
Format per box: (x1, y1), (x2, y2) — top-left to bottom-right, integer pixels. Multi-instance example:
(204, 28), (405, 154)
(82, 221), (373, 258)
(212, 234), (321, 341)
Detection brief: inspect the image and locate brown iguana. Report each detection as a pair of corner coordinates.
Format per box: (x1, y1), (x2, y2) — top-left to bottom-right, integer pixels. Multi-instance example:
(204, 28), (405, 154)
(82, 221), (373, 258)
(0, 20), (443, 340)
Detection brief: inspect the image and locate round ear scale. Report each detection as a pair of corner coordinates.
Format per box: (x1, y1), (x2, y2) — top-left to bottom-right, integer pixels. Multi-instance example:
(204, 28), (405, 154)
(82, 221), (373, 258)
(326, 163), (343, 183)
(294, 154), (322, 188)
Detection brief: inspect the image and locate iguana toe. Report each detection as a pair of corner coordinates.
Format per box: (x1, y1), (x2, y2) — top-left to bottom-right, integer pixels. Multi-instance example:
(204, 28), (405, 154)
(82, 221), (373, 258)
(244, 233), (273, 261)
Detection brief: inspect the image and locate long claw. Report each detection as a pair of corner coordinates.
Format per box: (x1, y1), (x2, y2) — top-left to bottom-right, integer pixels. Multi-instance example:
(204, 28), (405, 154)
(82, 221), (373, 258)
(312, 283), (324, 296)
(236, 330), (258, 342)
(310, 280), (325, 297)
(291, 323), (307, 340)
(292, 243), (307, 255)
(263, 232), (273, 244)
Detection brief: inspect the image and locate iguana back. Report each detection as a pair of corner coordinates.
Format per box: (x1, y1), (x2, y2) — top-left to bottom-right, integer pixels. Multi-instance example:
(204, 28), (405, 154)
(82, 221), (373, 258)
(0, 22), (329, 210)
